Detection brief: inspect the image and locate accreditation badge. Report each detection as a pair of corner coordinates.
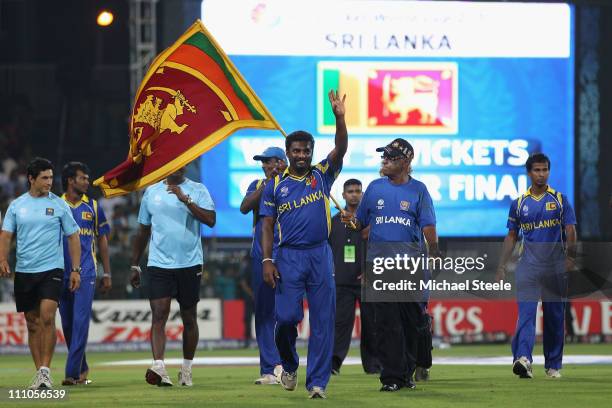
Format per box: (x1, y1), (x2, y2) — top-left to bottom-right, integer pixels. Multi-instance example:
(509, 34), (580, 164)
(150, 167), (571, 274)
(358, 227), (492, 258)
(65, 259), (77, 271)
(344, 245), (356, 263)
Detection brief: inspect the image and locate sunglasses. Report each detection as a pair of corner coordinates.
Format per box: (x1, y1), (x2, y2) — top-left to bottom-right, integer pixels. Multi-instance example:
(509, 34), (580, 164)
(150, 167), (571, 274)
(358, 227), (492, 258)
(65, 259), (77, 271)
(381, 154), (406, 162)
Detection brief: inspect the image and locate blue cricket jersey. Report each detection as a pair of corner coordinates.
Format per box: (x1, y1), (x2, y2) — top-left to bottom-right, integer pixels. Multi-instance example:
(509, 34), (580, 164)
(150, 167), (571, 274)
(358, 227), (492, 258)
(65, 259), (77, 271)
(2, 192), (79, 273)
(507, 186), (576, 265)
(356, 177), (436, 245)
(245, 178), (281, 259)
(138, 178), (215, 268)
(62, 194), (110, 279)
(260, 157), (341, 248)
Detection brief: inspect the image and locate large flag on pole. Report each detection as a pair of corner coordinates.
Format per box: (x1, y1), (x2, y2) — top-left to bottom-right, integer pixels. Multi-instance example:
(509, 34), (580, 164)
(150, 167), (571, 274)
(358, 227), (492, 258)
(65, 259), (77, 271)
(94, 20), (283, 197)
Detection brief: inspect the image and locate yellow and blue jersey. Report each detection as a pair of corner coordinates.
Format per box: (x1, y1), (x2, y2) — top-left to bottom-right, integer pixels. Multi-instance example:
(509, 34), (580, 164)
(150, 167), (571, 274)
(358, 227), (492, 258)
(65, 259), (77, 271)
(62, 194), (110, 278)
(507, 186), (576, 265)
(260, 157), (341, 248)
(245, 178), (282, 259)
(356, 177), (436, 244)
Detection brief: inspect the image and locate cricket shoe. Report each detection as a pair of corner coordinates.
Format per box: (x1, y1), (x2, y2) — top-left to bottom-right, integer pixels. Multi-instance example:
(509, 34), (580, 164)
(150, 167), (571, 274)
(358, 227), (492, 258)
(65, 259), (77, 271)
(178, 368), (193, 386)
(545, 368), (562, 378)
(308, 386), (327, 399)
(146, 365), (173, 386)
(31, 368), (53, 389)
(280, 370), (298, 391)
(513, 357), (533, 378)
(28, 370), (53, 390)
(273, 365), (283, 382)
(61, 377), (79, 386)
(254, 374), (279, 385)
(380, 383), (401, 392)
(415, 367), (430, 382)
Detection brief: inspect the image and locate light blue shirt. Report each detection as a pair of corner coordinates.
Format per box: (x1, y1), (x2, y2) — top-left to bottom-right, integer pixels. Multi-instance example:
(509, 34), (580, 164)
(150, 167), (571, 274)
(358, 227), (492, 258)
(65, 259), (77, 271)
(138, 179), (215, 268)
(2, 192), (79, 273)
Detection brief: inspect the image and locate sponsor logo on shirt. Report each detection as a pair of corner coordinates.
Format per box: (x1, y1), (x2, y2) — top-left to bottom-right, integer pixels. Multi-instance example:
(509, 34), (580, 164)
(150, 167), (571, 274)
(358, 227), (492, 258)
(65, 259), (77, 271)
(522, 204), (528, 216)
(377, 199), (385, 210)
(82, 211), (93, 221)
(280, 186), (289, 198)
(45, 208), (54, 216)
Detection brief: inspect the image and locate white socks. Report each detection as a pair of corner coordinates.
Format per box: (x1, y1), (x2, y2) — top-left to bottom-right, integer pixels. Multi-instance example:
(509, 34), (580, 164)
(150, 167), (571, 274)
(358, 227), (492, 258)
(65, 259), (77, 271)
(182, 359), (193, 370)
(154, 360), (165, 368)
(39, 366), (50, 373)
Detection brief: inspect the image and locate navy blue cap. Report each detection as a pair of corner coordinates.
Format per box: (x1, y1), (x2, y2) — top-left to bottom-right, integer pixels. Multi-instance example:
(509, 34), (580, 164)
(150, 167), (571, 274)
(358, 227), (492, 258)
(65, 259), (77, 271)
(253, 146), (287, 162)
(376, 138), (414, 158)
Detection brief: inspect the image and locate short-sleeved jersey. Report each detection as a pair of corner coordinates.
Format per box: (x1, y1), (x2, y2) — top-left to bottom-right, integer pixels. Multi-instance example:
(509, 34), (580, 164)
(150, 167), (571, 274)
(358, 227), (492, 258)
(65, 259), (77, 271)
(138, 179), (214, 268)
(260, 157), (341, 248)
(507, 186), (576, 265)
(2, 192), (79, 273)
(356, 177), (436, 244)
(245, 178), (281, 259)
(62, 194), (110, 278)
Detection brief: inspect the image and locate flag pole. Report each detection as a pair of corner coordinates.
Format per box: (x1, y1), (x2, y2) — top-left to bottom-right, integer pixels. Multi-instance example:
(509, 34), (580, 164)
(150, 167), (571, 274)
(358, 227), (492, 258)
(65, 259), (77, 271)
(329, 193), (357, 229)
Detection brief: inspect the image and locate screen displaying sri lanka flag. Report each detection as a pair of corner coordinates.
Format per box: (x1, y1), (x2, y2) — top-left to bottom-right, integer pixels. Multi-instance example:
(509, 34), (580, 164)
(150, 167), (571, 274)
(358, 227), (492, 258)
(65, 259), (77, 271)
(200, 0), (574, 237)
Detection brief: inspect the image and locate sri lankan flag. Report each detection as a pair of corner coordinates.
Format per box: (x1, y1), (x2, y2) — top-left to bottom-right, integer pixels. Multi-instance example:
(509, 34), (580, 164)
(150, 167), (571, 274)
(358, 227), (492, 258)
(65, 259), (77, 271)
(94, 20), (282, 197)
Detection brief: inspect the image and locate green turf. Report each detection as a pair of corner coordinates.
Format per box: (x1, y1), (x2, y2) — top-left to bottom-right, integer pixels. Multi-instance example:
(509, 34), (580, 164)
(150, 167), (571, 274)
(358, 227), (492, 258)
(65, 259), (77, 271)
(1, 344), (611, 407)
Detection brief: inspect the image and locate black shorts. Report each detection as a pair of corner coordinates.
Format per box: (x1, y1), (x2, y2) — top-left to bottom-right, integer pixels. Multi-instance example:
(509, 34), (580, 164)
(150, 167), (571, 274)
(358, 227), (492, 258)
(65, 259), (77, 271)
(147, 265), (202, 308)
(14, 269), (63, 313)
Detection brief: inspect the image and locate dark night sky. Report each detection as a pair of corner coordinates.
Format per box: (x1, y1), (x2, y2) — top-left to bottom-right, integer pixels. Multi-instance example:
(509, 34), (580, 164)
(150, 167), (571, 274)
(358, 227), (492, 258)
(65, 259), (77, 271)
(0, 0), (128, 65)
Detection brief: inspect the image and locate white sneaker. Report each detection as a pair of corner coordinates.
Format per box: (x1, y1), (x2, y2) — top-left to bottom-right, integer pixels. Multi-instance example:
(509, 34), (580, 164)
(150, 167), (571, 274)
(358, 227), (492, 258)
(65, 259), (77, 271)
(545, 368), (562, 378)
(39, 368), (53, 389)
(273, 365), (283, 382)
(513, 356), (533, 379)
(178, 368), (193, 386)
(254, 374), (279, 385)
(280, 370), (298, 391)
(146, 365), (173, 386)
(308, 386), (327, 399)
(28, 371), (42, 390)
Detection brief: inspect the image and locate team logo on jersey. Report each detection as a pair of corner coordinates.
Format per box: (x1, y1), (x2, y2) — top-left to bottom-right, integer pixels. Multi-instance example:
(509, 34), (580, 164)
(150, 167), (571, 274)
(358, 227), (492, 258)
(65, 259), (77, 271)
(545, 202), (557, 211)
(377, 199), (385, 210)
(305, 174), (317, 189)
(45, 208), (54, 216)
(522, 204), (529, 216)
(82, 211), (93, 221)
(280, 186), (289, 198)
(400, 200), (410, 211)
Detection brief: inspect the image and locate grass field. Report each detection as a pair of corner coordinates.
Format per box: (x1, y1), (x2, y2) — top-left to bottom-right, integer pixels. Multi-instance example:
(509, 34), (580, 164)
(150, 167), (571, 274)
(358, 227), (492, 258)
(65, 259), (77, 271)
(1, 344), (612, 407)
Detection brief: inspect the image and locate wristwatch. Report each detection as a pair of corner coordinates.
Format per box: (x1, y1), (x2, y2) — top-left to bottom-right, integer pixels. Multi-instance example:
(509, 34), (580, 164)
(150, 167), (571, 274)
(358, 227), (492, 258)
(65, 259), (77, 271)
(185, 195), (194, 205)
(71, 266), (82, 274)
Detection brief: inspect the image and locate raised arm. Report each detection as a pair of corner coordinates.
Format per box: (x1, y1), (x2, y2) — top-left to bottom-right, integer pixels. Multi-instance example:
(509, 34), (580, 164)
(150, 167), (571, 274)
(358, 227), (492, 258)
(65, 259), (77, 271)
(326, 90), (348, 169)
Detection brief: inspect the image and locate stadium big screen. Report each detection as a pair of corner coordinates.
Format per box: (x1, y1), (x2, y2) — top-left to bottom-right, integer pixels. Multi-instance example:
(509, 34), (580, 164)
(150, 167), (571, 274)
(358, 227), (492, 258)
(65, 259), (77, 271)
(200, 0), (574, 238)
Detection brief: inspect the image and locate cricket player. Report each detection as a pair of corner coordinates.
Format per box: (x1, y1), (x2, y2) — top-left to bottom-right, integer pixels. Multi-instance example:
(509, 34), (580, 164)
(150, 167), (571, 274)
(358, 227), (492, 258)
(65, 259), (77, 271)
(0, 157), (81, 389)
(59, 161), (111, 385)
(260, 90), (347, 399)
(130, 167), (216, 387)
(343, 138), (439, 391)
(240, 146), (287, 385)
(496, 153), (577, 379)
